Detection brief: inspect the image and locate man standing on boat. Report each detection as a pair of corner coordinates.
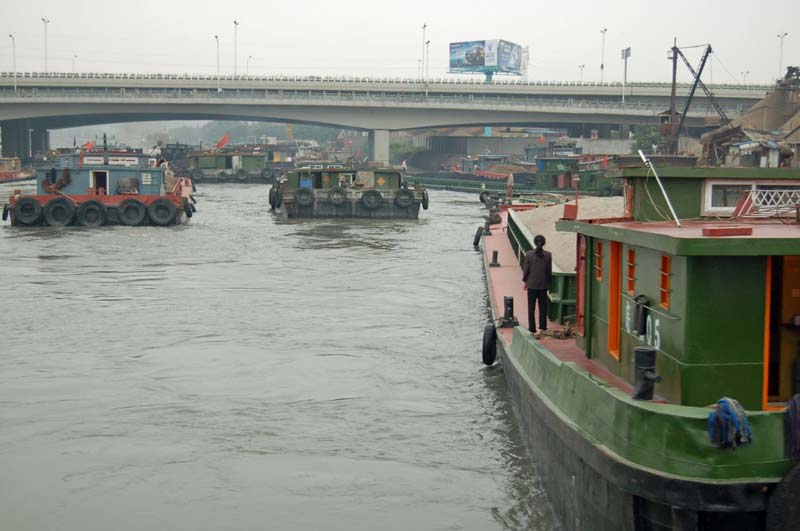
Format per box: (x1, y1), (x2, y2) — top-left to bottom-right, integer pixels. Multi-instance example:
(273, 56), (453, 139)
(522, 235), (552, 338)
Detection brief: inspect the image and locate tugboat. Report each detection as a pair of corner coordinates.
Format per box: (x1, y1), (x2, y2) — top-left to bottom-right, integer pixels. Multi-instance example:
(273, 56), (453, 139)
(2, 147), (194, 227)
(478, 160), (800, 530)
(270, 163), (429, 219)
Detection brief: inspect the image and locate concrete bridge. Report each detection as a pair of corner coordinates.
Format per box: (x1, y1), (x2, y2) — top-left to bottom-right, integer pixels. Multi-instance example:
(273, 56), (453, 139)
(0, 72), (769, 163)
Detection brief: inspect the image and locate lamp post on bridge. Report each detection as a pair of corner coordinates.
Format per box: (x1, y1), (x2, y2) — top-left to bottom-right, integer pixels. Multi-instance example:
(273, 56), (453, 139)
(233, 20), (239, 77)
(214, 34), (220, 93)
(741, 70), (750, 84)
(420, 23), (427, 81)
(621, 46), (630, 104)
(41, 17), (50, 74)
(246, 55), (253, 76)
(777, 32), (788, 79)
(600, 27), (607, 83)
(72, 55), (77, 73)
(578, 64), (585, 84)
(425, 39), (430, 81)
(8, 34), (16, 92)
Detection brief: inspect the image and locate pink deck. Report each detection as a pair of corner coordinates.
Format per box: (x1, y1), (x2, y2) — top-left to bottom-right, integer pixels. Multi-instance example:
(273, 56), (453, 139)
(482, 210), (635, 395)
(603, 219), (800, 240)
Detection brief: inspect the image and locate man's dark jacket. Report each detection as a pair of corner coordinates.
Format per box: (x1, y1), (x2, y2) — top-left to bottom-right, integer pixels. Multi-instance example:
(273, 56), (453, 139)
(522, 249), (552, 290)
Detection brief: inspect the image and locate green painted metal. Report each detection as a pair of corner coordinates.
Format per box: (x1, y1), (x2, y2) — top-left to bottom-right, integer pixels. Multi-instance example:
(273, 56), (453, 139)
(506, 327), (794, 481)
(632, 177), (703, 221)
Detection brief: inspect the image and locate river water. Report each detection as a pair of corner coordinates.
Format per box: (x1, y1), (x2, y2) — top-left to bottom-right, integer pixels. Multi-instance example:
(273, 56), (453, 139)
(0, 182), (558, 531)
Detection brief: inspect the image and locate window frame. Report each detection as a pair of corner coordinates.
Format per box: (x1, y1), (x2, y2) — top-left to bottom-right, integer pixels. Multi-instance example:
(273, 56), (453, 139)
(659, 255), (672, 310)
(702, 179), (800, 216)
(626, 248), (636, 295)
(594, 241), (603, 281)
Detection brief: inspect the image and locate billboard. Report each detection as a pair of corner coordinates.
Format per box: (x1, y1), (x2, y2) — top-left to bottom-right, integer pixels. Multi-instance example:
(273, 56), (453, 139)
(449, 39), (522, 74)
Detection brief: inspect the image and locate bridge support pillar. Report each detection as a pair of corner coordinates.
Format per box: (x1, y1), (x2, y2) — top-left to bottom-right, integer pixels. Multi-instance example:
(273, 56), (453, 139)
(368, 129), (390, 165)
(1, 119), (31, 160)
(31, 129), (50, 159)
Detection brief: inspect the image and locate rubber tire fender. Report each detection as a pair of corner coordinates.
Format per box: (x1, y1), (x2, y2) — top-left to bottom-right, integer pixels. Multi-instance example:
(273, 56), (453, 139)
(43, 197), (75, 226)
(296, 187), (315, 207)
(482, 323), (498, 366)
(273, 188), (283, 209)
(76, 200), (107, 227)
(182, 198), (193, 218)
(117, 199), (147, 226)
(360, 189), (383, 210)
(479, 190), (491, 204)
(422, 190), (430, 210)
(2, 203), (9, 221)
(236, 169), (249, 181)
(394, 188), (414, 208)
(328, 186), (347, 206)
(13, 197), (42, 225)
(766, 463), (800, 531)
(147, 198), (178, 226)
(473, 226), (484, 247)
(269, 187), (276, 209)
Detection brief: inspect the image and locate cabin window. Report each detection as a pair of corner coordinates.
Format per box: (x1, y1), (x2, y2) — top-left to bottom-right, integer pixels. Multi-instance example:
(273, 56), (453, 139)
(594, 241), (603, 281)
(703, 180), (800, 215)
(626, 248), (636, 295)
(659, 255), (672, 309)
(90, 171), (108, 193)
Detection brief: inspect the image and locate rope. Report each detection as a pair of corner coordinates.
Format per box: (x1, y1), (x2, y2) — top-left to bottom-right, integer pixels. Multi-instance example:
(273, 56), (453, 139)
(708, 397), (752, 449)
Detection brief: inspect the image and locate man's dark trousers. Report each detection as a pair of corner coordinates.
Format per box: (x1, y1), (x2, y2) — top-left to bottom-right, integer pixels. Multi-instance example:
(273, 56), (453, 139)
(527, 289), (548, 333)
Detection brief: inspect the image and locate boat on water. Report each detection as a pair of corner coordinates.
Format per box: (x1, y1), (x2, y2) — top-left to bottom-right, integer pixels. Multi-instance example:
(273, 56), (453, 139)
(2, 149), (195, 227)
(270, 162), (429, 219)
(0, 157), (35, 183)
(479, 163), (800, 530)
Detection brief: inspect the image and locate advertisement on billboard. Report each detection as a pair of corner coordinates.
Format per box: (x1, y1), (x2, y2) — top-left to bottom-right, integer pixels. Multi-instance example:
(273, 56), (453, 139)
(449, 39), (522, 74)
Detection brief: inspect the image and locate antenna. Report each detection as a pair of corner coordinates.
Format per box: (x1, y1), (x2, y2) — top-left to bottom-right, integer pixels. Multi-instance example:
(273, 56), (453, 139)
(638, 150), (681, 227)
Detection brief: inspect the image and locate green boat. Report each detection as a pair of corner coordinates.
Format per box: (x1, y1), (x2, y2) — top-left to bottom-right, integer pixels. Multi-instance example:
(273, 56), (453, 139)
(270, 164), (429, 219)
(480, 164), (800, 530)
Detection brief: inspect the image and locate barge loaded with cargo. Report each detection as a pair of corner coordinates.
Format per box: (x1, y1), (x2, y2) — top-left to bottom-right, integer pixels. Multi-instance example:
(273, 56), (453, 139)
(270, 163), (428, 219)
(478, 161), (800, 530)
(2, 148), (195, 227)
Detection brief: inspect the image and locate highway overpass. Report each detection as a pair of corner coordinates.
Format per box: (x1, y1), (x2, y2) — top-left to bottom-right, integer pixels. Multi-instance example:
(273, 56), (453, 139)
(0, 72), (770, 162)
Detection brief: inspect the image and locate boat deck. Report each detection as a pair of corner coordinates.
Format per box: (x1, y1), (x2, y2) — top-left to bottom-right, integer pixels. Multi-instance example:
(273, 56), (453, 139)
(482, 210), (635, 396)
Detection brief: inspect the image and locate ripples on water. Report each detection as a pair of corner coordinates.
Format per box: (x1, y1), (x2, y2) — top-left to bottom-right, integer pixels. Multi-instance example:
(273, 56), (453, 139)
(0, 182), (558, 531)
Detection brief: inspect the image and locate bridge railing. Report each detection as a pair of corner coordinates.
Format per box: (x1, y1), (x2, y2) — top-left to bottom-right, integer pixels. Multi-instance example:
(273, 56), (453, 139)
(0, 71), (773, 91)
(0, 86), (746, 116)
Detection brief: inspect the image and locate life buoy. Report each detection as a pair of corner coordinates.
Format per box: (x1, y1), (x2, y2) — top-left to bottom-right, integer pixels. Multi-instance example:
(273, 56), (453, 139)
(422, 190), (430, 210)
(296, 187), (315, 207)
(147, 198), (177, 226)
(76, 200), (107, 227)
(360, 189), (383, 210)
(394, 188), (414, 208)
(182, 198), (193, 218)
(43, 197), (75, 226)
(117, 199), (147, 226)
(328, 186), (347, 206)
(473, 226), (484, 247)
(766, 463), (800, 531)
(482, 323), (497, 365)
(12, 197), (41, 226)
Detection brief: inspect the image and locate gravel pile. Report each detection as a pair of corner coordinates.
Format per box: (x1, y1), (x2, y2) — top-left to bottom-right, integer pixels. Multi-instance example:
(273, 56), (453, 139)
(515, 196), (624, 272)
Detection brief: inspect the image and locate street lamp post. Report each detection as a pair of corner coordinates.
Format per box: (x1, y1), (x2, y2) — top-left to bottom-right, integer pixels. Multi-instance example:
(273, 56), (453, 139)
(600, 27), (607, 83)
(425, 40), (430, 81)
(8, 34), (16, 92)
(41, 17), (50, 74)
(578, 64), (585, 84)
(214, 35), (220, 93)
(72, 55), (77, 73)
(741, 70), (750, 84)
(421, 23), (427, 81)
(777, 32), (788, 79)
(621, 47), (631, 104)
(246, 55), (252, 76)
(233, 20), (239, 77)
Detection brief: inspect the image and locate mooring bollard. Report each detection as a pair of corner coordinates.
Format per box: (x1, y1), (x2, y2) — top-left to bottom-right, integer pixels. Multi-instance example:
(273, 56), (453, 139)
(500, 296), (519, 328)
(490, 250), (500, 267)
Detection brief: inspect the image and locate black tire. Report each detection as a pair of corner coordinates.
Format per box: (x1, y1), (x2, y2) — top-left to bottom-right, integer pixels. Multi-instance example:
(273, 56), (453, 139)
(422, 190), (430, 210)
(76, 200), (107, 227)
(147, 198), (177, 226)
(360, 189), (383, 210)
(482, 323), (497, 365)
(191, 169), (204, 181)
(296, 187), (315, 207)
(394, 188), (414, 208)
(268, 187), (276, 209)
(12, 198), (41, 226)
(190, 202), (196, 213)
(236, 169), (249, 181)
(182, 198), (193, 218)
(767, 463), (800, 531)
(328, 186), (347, 206)
(43, 197), (75, 226)
(274, 188), (283, 209)
(117, 199), (147, 226)
(2, 203), (9, 221)
(473, 226), (484, 247)
(479, 190), (491, 204)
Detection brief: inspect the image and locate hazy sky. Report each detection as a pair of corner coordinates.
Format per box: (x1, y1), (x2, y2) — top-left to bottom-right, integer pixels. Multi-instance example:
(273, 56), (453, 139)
(2, 0), (798, 84)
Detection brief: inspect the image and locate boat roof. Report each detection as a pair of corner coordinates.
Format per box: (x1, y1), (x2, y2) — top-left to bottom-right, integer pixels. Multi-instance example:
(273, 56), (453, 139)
(622, 166), (800, 180)
(557, 218), (800, 256)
